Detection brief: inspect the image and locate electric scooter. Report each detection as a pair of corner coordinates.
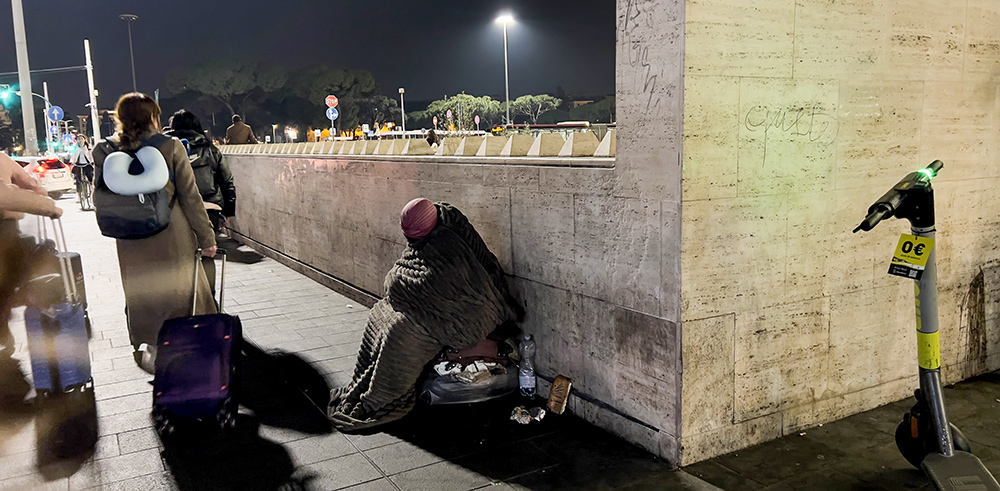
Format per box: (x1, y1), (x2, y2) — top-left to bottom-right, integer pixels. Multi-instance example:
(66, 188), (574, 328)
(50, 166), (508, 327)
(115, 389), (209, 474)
(854, 160), (1000, 491)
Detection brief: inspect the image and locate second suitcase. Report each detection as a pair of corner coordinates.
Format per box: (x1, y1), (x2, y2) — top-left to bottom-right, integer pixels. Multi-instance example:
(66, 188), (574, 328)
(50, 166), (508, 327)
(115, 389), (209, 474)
(23, 218), (92, 395)
(153, 249), (241, 436)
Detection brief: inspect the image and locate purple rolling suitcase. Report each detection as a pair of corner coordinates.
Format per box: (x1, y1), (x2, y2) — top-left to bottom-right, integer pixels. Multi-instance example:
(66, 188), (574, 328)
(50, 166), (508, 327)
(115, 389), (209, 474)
(152, 249), (241, 436)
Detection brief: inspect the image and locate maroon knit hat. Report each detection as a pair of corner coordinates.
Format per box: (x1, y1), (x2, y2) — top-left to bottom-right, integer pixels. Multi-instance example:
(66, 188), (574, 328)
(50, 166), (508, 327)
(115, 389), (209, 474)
(400, 198), (438, 239)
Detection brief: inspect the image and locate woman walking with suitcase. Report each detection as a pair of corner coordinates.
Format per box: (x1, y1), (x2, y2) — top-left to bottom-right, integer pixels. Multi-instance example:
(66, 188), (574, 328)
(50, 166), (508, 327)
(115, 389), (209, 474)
(93, 93), (217, 373)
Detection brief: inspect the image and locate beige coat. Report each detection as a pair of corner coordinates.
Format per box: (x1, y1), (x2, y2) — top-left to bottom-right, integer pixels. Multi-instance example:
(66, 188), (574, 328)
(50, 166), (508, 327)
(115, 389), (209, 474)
(225, 121), (257, 144)
(94, 133), (217, 349)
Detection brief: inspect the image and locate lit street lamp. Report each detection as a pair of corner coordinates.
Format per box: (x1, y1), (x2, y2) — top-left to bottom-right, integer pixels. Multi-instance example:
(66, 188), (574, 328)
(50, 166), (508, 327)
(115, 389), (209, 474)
(495, 14), (514, 127)
(119, 14), (138, 92)
(272, 123), (278, 143)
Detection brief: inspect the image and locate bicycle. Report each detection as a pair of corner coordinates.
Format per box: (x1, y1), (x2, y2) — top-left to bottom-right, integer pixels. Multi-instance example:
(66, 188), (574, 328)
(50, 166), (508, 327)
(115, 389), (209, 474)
(75, 163), (95, 211)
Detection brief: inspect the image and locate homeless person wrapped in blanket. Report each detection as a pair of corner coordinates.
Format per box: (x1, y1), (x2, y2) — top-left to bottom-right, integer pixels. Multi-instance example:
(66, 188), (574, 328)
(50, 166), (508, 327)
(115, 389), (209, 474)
(328, 199), (524, 432)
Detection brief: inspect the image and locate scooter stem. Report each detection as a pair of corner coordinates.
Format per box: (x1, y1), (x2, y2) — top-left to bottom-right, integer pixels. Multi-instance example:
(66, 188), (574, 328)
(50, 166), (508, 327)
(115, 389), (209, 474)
(912, 224), (954, 457)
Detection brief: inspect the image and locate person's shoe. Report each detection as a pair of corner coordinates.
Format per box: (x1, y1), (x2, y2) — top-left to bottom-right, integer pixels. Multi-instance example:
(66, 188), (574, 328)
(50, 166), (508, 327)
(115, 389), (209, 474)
(134, 344), (157, 374)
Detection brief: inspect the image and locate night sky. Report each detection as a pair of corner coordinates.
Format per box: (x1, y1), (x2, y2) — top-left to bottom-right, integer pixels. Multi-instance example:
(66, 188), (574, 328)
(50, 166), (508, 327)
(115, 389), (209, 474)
(0, 0), (615, 118)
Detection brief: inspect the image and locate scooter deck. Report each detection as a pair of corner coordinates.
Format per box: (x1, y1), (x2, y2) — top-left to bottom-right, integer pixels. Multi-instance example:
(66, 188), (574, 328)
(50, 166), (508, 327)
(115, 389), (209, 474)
(923, 451), (1000, 491)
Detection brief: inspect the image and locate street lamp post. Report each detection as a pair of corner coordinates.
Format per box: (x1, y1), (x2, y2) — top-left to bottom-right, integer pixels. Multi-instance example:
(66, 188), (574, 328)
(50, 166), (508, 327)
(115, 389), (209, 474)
(398, 87), (406, 136)
(495, 14), (514, 127)
(271, 124), (277, 143)
(119, 14), (138, 92)
(11, 0), (39, 155)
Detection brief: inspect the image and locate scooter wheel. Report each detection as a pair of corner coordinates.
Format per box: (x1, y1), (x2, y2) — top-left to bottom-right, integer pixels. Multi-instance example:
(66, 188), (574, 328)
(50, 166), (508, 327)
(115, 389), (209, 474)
(895, 416), (974, 468)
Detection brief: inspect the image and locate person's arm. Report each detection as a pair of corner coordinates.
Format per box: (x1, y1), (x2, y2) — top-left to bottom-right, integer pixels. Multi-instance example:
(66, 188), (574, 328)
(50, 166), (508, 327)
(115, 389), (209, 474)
(1, 153), (45, 195)
(248, 127), (258, 144)
(213, 148), (237, 217)
(0, 184), (61, 217)
(168, 139), (216, 251)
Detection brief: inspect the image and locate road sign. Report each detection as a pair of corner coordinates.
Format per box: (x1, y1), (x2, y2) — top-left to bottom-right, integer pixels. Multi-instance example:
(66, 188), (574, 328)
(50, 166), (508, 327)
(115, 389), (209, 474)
(433, 116), (438, 126)
(314, 129), (321, 139)
(62, 134), (75, 145)
(446, 109), (453, 119)
(46, 105), (64, 122)
(49, 126), (58, 136)
(326, 95), (339, 108)
(326, 107), (339, 121)
(474, 115), (480, 125)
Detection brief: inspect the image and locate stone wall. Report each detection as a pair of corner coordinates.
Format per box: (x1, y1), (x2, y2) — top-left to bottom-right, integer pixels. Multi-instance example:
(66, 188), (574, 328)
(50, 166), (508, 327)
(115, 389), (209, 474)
(225, 0), (685, 463)
(680, 0), (1000, 464)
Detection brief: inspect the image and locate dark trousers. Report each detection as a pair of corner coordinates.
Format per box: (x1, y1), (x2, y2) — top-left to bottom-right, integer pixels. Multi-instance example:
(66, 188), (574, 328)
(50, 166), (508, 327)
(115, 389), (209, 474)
(202, 210), (224, 299)
(72, 164), (94, 194)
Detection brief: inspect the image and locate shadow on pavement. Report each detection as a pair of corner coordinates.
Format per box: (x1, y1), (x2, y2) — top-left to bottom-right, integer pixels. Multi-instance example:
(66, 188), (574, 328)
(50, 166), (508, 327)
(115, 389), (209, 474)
(34, 388), (99, 480)
(241, 343), (333, 435)
(216, 237), (264, 264)
(161, 414), (311, 491)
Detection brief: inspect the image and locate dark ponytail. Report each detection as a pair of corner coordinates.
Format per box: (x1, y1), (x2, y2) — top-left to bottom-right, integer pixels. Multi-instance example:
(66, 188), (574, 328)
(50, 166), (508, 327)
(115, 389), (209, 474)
(114, 92), (161, 150)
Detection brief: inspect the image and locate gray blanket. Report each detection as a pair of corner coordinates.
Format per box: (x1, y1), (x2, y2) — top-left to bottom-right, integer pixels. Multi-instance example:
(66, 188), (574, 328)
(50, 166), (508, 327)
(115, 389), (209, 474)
(328, 204), (521, 432)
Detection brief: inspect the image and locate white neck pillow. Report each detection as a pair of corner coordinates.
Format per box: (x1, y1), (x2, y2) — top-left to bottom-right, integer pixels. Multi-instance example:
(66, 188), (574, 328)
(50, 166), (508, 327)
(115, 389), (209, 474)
(103, 146), (169, 196)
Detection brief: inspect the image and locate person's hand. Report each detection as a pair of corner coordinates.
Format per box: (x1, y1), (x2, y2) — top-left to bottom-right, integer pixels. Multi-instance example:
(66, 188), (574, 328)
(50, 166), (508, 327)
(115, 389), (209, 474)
(201, 246), (218, 258)
(27, 177), (46, 196)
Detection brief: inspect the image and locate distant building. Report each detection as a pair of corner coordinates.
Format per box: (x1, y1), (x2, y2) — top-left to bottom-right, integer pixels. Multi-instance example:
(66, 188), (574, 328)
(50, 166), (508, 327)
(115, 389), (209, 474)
(570, 100), (595, 109)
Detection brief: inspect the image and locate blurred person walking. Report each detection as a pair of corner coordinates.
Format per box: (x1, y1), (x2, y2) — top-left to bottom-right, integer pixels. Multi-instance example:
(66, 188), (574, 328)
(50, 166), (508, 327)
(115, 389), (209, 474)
(0, 152), (61, 405)
(225, 114), (257, 144)
(165, 109), (236, 296)
(93, 93), (217, 373)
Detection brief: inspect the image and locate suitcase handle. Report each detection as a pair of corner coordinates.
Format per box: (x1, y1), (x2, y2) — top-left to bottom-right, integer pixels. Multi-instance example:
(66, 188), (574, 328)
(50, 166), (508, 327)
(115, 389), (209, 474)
(38, 216), (78, 304)
(191, 248), (228, 315)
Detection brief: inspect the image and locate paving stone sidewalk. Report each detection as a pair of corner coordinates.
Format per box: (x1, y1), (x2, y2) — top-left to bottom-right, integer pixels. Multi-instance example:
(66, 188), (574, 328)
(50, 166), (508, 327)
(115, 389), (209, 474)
(2, 198), (998, 490)
(0, 198), (713, 491)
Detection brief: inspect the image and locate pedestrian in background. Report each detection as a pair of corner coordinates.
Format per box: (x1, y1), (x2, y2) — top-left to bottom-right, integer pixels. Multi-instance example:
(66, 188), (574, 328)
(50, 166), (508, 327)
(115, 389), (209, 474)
(0, 152), (61, 404)
(71, 136), (95, 199)
(165, 109), (236, 296)
(225, 114), (257, 144)
(93, 93), (217, 373)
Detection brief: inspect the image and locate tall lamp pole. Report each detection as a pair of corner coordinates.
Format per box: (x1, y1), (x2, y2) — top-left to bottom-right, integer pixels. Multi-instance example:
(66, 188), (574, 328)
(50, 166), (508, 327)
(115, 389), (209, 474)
(398, 87), (406, 135)
(84, 39), (101, 143)
(11, 0), (38, 155)
(119, 14), (138, 92)
(495, 14), (514, 127)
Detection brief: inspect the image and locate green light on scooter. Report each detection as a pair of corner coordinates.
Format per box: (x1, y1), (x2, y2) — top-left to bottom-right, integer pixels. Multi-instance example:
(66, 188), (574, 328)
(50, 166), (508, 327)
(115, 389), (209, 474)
(917, 168), (936, 181)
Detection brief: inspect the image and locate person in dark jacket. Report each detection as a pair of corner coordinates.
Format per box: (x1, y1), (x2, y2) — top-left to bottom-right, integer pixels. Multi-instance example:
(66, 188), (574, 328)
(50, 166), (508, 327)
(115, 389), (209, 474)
(165, 109), (236, 296)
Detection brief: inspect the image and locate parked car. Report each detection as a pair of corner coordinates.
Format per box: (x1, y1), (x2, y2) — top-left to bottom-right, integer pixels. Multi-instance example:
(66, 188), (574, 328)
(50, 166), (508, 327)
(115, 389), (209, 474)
(11, 156), (75, 199)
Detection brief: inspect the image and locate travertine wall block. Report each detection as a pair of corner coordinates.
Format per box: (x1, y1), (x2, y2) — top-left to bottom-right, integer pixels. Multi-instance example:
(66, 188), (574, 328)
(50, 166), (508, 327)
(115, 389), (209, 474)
(682, 0), (1000, 466)
(527, 133), (565, 157)
(501, 134), (534, 157)
(401, 139), (432, 155)
(595, 130), (617, 157)
(476, 135), (507, 157)
(558, 131), (601, 157)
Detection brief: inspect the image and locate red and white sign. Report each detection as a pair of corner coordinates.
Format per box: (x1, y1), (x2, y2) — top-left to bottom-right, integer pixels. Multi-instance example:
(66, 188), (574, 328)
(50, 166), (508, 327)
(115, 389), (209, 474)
(325, 95), (339, 108)
(433, 116), (438, 126)
(474, 115), (480, 125)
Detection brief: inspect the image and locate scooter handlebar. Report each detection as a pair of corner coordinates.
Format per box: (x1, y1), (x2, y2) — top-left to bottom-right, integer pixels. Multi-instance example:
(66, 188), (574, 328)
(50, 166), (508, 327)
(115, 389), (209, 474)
(853, 204), (893, 233)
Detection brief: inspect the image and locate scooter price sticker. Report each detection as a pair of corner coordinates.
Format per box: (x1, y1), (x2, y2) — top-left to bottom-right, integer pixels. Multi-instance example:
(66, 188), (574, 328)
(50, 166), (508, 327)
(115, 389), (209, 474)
(887, 234), (934, 280)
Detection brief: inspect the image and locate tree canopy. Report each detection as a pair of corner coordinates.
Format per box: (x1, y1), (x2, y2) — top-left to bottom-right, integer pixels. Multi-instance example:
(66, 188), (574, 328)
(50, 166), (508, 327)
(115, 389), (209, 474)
(511, 95), (562, 124)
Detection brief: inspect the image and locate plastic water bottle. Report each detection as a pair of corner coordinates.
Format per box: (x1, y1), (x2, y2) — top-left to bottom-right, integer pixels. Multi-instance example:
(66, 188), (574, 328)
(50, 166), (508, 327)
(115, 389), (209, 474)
(518, 334), (536, 398)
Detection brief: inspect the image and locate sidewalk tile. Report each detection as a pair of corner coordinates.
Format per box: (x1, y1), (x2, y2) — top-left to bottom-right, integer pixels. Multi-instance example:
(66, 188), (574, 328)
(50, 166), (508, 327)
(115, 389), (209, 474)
(285, 433), (356, 466)
(365, 441), (443, 476)
(295, 453), (382, 490)
(389, 460), (492, 491)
